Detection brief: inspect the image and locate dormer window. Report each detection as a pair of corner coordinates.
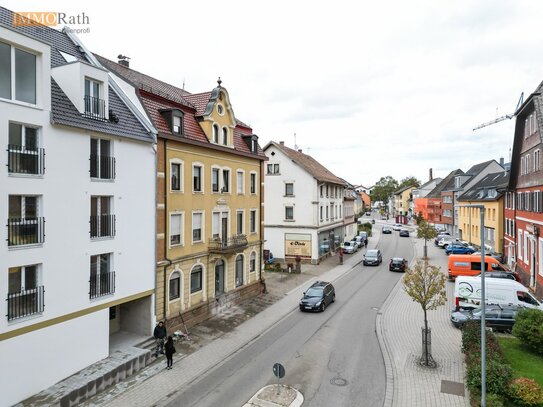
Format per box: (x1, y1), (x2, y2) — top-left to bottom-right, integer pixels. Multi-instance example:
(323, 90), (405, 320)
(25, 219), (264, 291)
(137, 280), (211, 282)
(242, 134), (259, 153)
(0, 42), (37, 104)
(160, 109), (184, 136)
(84, 78), (106, 120)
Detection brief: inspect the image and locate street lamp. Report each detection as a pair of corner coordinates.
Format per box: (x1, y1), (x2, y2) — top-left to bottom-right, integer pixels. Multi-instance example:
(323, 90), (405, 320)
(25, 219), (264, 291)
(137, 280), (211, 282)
(457, 204), (486, 407)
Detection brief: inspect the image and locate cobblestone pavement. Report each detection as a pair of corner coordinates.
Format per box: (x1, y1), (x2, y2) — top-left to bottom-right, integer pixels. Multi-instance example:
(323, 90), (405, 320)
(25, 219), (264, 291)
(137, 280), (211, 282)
(377, 237), (470, 407)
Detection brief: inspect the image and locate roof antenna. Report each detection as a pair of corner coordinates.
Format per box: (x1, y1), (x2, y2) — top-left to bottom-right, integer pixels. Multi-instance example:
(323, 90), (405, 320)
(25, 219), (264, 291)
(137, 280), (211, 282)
(182, 78), (185, 91)
(294, 132), (297, 150)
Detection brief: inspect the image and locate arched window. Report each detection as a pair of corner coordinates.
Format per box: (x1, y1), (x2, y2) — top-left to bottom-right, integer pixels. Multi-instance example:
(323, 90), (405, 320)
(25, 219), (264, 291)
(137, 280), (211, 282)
(250, 251), (256, 273)
(213, 124), (219, 143)
(191, 265), (203, 293)
(169, 271), (180, 300)
(235, 255), (244, 287)
(222, 127), (228, 145)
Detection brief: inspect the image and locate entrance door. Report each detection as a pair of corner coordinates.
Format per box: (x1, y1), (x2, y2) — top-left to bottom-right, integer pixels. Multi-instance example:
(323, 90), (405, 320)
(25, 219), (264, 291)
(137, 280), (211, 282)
(215, 260), (225, 296)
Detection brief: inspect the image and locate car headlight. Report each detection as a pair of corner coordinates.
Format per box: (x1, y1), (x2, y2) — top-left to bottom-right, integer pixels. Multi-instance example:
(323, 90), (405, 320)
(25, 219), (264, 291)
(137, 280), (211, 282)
(299, 301), (303, 305)
(315, 301), (322, 307)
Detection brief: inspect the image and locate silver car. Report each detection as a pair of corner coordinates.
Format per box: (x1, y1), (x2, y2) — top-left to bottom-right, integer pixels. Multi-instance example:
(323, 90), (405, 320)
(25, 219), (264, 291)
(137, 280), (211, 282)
(343, 241), (357, 254)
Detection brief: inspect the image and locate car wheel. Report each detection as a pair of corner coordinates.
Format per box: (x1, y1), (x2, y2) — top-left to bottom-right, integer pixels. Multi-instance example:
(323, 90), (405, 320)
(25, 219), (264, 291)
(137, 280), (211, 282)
(321, 302), (326, 312)
(331, 294), (335, 303)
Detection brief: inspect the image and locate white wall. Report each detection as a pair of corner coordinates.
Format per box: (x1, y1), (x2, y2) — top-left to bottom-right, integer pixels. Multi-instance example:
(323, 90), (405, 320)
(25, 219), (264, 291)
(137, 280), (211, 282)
(0, 310), (108, 407)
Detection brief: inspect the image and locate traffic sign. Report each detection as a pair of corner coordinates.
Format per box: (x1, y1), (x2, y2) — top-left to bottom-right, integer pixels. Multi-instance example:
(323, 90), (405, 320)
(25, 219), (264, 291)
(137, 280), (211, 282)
(273, 363), (285, 379)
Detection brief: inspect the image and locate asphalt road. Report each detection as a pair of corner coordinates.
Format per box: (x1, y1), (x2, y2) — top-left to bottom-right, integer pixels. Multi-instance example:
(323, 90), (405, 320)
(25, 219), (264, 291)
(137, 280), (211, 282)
(165, 224), (414, 407)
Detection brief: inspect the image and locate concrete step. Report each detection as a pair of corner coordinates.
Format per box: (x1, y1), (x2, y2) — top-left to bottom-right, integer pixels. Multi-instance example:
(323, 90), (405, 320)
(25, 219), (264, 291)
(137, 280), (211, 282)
(17, 347), (152, 407)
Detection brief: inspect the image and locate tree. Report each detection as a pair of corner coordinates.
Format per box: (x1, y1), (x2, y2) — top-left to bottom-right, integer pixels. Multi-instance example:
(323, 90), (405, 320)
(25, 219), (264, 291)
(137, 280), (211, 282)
(417, 220), (437, 258)
(403, 260), (447, 366)
(370, 176), (398, 207)
(398, 176), (421, 190)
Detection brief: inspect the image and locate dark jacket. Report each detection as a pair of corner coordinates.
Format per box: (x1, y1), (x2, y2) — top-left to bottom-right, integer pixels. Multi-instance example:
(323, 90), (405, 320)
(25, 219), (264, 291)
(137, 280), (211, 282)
(165, 338), (176, 358)
(154, 324), (167, 339)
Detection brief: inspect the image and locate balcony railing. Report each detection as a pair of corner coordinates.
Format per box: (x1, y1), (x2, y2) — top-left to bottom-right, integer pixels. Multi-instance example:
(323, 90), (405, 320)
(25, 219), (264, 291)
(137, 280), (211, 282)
(8, 145), (45, 175)
(208, 234), (248, 253)
(90, 154), (116, 180)
(7, 286), (45, 321)
(84, 95), (107, 121)
(89, 271), (115, 299)
(90, 214), (116, 239)
(7, 217), (45, 246)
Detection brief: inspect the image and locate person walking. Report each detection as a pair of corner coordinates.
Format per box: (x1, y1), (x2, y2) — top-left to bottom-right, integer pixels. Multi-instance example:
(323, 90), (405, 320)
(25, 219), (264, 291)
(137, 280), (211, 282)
(153, 321), (167, 356)
(164, 336), (176, 369)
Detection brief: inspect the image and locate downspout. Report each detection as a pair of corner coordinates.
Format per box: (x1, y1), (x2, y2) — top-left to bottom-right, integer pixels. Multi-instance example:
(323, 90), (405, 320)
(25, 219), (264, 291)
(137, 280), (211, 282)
(259, 159), (265, 291)
(163, 138), (172, 324)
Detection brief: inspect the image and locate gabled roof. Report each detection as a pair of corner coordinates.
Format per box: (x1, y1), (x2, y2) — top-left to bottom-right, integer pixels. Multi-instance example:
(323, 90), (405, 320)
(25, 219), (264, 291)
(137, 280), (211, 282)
(0, 7), (153, 142)
(96, 54), (266, 159)
(393, 185), (416, 195)
(458, 171), (509, 202)
(427, 169), (463, 198)
(264, 141), (345, 185)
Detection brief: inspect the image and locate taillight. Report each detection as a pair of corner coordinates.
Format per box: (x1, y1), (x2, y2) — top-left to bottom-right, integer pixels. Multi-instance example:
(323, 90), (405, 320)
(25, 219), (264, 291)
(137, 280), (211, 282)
(455, 297), (460, 310)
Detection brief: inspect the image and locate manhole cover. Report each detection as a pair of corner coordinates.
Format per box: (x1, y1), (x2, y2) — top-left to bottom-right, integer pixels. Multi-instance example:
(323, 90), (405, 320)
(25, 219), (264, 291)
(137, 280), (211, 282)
(330, 377), (348, 386)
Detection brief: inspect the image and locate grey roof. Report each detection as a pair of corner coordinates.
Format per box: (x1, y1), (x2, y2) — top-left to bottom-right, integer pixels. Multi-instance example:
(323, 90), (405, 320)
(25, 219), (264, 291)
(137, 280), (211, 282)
(1, 7), (153, 142)
(427, 169), (463, 198)
(458, 171), (509, 202)
(51, 80), (153, 142)
(393, 184), (416, 195)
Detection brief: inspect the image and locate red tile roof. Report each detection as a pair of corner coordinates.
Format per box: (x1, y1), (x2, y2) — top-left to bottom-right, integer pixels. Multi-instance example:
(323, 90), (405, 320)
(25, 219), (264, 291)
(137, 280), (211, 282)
(267, 141), (345, 184)
(184, 92), (212, 115)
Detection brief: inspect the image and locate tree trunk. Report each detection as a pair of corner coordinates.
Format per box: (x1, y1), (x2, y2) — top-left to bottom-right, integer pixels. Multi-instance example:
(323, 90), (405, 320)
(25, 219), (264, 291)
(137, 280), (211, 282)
(423, 309), (429, 366)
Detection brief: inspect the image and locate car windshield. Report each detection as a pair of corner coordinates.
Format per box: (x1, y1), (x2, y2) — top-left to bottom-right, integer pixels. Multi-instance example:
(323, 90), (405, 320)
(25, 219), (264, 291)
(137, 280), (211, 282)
(392, 258), (403, 264)
(366, 250), (378, 258)
(305, 288), (323, 298)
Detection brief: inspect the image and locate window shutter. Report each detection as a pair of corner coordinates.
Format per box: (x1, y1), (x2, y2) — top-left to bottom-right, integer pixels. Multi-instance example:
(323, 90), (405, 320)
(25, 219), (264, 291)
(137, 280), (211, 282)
(171, 214), (181, 235)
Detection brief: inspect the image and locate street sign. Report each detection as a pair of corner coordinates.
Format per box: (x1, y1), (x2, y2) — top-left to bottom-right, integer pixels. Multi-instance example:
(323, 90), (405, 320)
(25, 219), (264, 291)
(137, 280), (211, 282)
(273, 363), (285, 379)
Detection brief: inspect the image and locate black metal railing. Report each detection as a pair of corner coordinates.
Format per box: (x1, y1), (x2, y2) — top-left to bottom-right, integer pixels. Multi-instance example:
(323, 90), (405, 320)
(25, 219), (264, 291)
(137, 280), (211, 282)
(90, 154), (116, 179)
(7, 286), (45, 321)
(208, 234), (248, 253)
(7, 217), (45, 246)
(8, 145), (45, 175)
(90, 214), (116, 238)
(84, 95), (107, 121)
(89, 271), (115, 299)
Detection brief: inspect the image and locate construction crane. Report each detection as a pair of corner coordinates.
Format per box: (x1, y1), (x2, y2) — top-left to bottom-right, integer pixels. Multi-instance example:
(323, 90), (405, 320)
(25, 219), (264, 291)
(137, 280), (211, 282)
(473, 92), (524, 131)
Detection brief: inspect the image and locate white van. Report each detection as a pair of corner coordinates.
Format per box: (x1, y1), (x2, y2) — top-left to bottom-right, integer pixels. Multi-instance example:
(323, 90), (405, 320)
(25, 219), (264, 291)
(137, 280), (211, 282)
(454, 276), (542, 310)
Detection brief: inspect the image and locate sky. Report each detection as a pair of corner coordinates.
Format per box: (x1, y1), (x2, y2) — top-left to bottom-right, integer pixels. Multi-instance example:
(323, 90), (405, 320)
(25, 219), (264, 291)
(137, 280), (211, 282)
(5, 0), (543, 186)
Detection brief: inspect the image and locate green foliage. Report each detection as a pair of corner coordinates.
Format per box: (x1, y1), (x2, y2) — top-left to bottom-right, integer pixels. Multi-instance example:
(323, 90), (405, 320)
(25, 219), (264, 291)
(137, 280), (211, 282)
(358, 222), (373, 236)
(417, 220), (438, 243)
(398, 176), (421, 190)
(370, 176), (398, 206)
(512, 308), (543, 356)
(507, 377), (543, 407)
(403, 260), (447, 312)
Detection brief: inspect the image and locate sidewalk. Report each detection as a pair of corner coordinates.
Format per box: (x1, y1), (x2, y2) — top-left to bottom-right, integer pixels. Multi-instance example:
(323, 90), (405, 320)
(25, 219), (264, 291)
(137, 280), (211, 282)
(377, 238), (470, 407)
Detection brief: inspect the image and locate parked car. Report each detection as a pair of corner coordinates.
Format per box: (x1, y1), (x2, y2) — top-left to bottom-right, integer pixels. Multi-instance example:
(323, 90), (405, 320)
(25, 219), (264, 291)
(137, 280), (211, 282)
(363, 249), (382, 266)
(475, 271), (518, 281)
(266, 252), (275, 264)
(445, 244), (475, 255)
(365, 211), (371, 216)
(358, 231), (368, 245)
(438, 236), (460, 248)
(389, 257), (407, 272)
(381, 215), (387, 220)
(343, 241), (357, 254)
(371, 219), (375, 224)
(353, 236), (364, 248)
(382, 226), (392, 234)
(448, 254), (520, 281)
(472, 252), (504, 262)
(393, 223), (402, 231)
(434, 233), (451, 245)
(450, 304), (520, 331)
(399, 229), (410, 237)
(299, 281), (335, 312)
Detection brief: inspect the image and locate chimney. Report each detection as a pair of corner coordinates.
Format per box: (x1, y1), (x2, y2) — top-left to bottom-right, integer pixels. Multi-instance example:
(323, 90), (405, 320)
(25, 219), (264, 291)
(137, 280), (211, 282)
(429, 168), (433, 181)
(500, 157), (504, 166)
(117, 54), (130, 68)
(279, 141), (284, 145)
(298, 149), (303, 153)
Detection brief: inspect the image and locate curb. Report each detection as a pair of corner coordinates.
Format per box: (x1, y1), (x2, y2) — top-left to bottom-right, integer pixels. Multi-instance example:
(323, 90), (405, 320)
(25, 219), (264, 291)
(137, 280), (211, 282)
(243, 385), (304, 407)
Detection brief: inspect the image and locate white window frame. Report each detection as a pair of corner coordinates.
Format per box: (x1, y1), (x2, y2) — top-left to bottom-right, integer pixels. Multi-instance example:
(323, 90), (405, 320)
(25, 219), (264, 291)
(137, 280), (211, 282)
(0, 42), (38, 105)
(169, 212), (184, 247)
(517, 229), (523, 260)
(190, 265), (203, 294)
(222, 127), (228, 145)
(237, 170), (245, 194)
(192, 163), (203, 193)
(249, 209), (257, 234)
(235, 254), (244, 287)
(524, 232), (529, 264)
(236, 209), (245, 235)
(212, 124), (219, 143)
(535, 149), (540, 172)
(249, 251), (256, 273)
(221, 167), (231, 193)
(284, 182), (294, 197)
(192, 211), (204, 243)
(212, 212), (220, 239)
(170, 159), (184, 192)
(250, 171), (257, 194)
(285, 205), (294, 221)
(211, 166), (220, 193)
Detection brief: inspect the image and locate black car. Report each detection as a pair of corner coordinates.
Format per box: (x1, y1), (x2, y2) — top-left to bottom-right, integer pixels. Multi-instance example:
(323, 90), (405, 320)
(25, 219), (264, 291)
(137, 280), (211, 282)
(382, 226), (392, 234)
(363, 249), (382, 266)
(299, 281), (335, 312)
(399, 229), (409, 237)
(389, 257), (407, 272)
(450, 304), (520, 331)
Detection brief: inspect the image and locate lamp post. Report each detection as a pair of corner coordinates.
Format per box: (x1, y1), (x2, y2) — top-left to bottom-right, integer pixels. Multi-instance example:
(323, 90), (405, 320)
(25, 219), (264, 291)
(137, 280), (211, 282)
(457, 204), (486, 406)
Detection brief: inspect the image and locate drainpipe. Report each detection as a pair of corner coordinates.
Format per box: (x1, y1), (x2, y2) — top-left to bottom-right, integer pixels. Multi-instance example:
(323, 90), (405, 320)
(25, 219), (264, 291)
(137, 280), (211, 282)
(259, 160), (265, 289)
(163, 138), (172, 326)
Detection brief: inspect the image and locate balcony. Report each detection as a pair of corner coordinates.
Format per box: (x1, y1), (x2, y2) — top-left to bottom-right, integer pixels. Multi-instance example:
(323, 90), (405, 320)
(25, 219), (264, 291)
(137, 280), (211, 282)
(84, 95), (107, 121)
(90, 214), (116, 239)
(208, 234), (248, 253)
(90, 154), (116, 180)
(7, 286), (45, 321)
(7, 217), (45, 246)
(89, 271), (115, 299)
(8, 145), (45, 175)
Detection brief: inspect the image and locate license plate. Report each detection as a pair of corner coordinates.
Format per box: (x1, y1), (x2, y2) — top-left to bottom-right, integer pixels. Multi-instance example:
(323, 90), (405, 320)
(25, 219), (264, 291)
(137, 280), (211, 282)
(305, 306), (312, 309)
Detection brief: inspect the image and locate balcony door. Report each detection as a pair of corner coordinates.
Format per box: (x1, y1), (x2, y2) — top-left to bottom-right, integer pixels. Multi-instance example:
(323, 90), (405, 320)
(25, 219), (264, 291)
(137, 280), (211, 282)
(215, 259), (225, 297)
(221, 215), (228, 243)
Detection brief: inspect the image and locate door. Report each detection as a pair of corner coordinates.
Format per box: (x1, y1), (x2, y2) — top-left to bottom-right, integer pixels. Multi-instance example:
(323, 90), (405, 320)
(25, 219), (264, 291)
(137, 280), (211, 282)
(221, 216), (228, 243)
(215, 260), (225, 297)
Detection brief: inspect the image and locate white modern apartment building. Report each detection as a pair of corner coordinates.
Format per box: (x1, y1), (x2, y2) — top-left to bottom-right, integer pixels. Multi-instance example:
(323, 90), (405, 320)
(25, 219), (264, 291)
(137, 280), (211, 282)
(263, 141), (346, 264)
(0, 8), (156, 406)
